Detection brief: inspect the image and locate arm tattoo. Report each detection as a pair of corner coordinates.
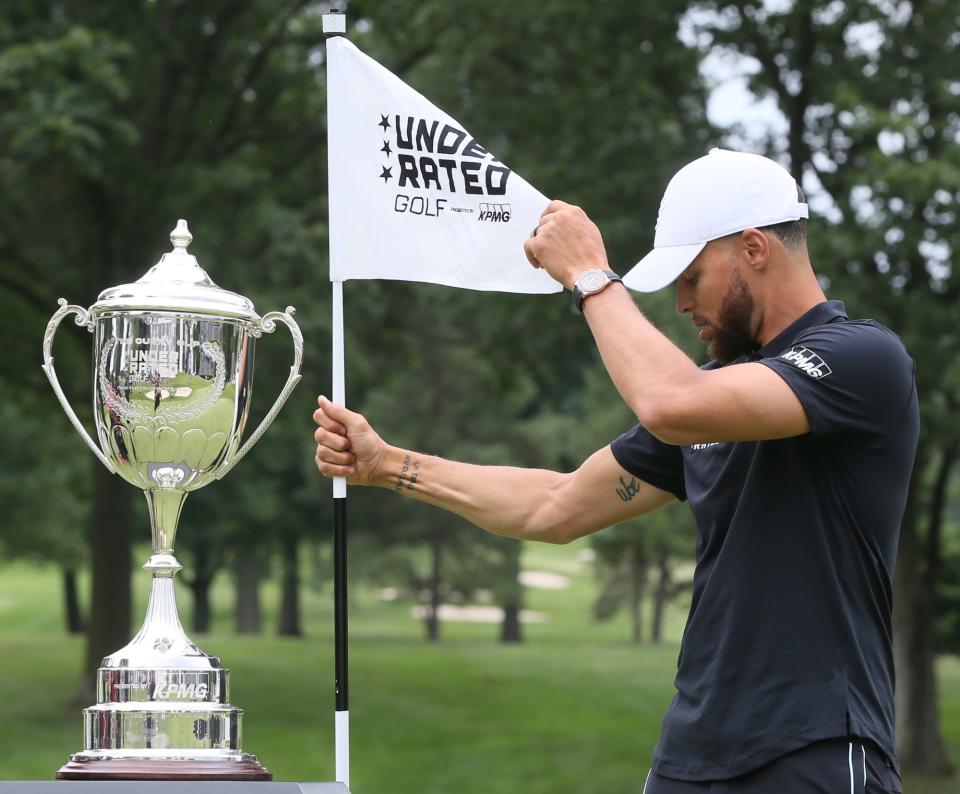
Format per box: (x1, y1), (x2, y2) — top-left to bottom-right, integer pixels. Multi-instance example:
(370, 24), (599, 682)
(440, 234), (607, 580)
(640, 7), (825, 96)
(616, 475), (640, 502)
(394, 454), (422, 493)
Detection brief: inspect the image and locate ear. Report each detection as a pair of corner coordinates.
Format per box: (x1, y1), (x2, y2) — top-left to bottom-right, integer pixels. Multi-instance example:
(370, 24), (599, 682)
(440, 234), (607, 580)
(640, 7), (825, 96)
(739, 228), (770, 271)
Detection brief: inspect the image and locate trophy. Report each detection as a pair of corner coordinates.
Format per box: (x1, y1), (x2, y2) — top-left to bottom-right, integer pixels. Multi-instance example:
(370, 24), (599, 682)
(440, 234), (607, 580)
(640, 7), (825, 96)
(42, 220), (303, 780)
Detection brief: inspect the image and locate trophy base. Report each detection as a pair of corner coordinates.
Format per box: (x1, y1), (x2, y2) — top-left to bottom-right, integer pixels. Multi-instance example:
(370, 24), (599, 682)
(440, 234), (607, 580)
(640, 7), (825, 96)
(56, 758), (272, 781)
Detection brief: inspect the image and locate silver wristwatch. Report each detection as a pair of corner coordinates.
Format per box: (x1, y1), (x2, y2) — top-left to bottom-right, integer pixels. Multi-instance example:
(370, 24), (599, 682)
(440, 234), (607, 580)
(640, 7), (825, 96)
(572, 269), (622, 313)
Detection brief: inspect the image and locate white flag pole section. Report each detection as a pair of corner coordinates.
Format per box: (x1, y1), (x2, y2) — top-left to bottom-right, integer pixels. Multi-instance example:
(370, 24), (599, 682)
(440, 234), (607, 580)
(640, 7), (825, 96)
(324, 8), (350, 790)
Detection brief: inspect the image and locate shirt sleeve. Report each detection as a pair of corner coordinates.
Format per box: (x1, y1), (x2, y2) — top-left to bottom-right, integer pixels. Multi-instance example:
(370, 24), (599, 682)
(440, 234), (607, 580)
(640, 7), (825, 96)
(758, 321), (916, 438)
(610, 423), (686, 501)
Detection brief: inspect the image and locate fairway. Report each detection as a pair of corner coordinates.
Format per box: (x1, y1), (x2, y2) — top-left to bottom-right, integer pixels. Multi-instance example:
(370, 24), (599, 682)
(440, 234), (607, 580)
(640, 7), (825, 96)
(1, 543), (959, 793)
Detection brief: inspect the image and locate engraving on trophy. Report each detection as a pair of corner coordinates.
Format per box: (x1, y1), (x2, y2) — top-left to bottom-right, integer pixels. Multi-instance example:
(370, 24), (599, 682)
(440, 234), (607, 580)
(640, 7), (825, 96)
(99, 338), (226, 427)
(113, 682), (149, 692)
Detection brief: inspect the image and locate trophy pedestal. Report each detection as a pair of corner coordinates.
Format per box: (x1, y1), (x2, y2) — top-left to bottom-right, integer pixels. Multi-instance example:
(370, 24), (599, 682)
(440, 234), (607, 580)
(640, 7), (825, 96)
(55, 758), (272, 781)
(60, 576), (271, 781)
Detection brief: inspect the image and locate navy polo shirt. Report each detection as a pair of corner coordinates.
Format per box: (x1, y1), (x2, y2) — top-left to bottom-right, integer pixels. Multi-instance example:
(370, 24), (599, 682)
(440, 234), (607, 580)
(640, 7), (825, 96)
(610, 300), (918, 781)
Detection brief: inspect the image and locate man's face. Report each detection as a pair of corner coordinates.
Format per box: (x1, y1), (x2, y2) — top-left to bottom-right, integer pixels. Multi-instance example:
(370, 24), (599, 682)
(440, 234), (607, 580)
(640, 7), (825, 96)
(675, 239), (758, 364)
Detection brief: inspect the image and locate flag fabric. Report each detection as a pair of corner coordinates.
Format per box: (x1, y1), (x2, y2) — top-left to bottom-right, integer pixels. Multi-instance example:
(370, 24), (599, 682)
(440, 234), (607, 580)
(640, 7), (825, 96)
(326, 37), (561, 294)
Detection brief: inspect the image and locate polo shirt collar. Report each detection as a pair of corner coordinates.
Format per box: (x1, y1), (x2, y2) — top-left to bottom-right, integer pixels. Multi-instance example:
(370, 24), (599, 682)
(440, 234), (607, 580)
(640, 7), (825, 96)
(756, 300), (847, 358)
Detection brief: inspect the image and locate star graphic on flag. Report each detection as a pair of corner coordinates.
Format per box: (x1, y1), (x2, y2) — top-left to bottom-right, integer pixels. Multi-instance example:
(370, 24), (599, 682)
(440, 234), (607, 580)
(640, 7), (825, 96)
(378, 114), (390, 131)
(380, 140), (392, 157)
(379, 165), (393, 182)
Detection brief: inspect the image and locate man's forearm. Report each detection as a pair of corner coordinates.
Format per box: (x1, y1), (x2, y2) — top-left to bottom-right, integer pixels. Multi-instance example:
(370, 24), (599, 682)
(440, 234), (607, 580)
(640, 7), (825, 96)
(371, 445), (574, 544)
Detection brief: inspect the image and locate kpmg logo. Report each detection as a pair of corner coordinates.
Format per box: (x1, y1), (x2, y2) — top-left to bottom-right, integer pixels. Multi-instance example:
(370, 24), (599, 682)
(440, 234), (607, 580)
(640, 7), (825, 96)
(478, 203), (511, 222)
(781, 346), (832, 379)
(152, 671), (209, 700)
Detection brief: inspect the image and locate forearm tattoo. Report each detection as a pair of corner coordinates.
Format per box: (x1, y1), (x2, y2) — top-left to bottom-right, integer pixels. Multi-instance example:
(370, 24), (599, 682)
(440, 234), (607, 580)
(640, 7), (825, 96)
(394, 454), (422, 494)
(616, 475), (640, 502)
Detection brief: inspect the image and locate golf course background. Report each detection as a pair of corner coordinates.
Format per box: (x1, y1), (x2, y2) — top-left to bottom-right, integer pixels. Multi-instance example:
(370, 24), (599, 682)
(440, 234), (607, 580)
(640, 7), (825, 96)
(2, 542), (958, 793)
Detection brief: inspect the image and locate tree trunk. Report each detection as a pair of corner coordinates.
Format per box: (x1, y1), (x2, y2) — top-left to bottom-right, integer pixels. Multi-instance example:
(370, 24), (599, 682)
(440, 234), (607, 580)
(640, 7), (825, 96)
(501, 602), (521, 643)
(183, 538), (217, 634)
(234, 549), (262, 634)
(499, 541), (523, 643)
(191, 578), (212, 633)
(893, 452), (953, 775)
(310, 541), (325, 588)
(424, 530), (443, 643)
(189, 573), (213, 634)
(278, 535), (302, 637)
(629, 546), (649, 644)
(651, 556), (671, 645)
(63, 567), (84, 634)
(83, 462), (133, 692)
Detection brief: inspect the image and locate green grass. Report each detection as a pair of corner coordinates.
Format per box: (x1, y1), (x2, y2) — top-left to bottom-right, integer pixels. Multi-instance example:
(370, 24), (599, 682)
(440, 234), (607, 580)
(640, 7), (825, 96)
(1, 545), (959, 793)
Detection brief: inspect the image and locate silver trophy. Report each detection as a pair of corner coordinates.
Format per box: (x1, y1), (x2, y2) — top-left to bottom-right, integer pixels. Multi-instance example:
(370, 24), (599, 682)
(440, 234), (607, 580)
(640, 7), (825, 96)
(42, 220), (303, 780)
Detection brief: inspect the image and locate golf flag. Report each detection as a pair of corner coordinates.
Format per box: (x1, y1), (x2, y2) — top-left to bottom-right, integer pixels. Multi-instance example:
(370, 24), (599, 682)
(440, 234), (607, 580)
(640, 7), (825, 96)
(326, 37), (562, 294)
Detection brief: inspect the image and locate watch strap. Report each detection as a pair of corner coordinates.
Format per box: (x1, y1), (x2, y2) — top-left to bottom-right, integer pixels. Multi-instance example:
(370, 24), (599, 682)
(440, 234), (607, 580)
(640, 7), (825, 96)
(573, 270), (622, 313)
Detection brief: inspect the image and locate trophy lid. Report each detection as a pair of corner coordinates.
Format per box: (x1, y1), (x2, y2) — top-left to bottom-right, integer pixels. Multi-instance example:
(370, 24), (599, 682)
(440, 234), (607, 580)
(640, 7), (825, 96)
(90, 220), (260, 322)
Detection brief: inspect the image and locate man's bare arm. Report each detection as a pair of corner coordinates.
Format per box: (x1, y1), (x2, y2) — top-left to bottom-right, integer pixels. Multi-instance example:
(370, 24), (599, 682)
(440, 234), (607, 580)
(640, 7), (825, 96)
(582, 286), (810, 444)
(314, 397), (675, 544)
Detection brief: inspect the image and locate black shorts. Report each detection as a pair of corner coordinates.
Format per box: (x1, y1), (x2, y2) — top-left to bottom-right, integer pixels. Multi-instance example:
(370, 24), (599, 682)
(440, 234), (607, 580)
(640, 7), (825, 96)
(643, 738), (902, 794)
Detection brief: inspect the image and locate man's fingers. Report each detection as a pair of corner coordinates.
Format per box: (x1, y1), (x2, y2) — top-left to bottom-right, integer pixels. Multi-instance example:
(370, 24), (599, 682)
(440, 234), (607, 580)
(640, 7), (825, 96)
(315, 453), (355, 479)
(539, 199), (569, 219)
(523, 237), (542, 268)
(315, 395), (358, 432)
(314, 426), (351, 451)
(313, 407), (347, 435)
(315, 445), (355, 468)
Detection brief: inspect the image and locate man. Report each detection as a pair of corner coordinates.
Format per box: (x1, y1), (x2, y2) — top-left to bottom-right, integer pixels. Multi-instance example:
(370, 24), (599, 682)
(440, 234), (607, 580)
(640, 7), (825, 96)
(314, 149), (916, 793)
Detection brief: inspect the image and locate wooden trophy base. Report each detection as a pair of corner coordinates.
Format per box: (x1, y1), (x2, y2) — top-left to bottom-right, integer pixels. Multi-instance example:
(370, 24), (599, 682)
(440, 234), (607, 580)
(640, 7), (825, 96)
(56, 758), (273, 781)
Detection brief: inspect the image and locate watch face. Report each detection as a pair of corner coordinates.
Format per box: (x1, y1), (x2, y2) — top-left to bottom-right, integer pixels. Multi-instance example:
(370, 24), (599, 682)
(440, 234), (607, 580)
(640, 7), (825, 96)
(577, 269), (608, 293)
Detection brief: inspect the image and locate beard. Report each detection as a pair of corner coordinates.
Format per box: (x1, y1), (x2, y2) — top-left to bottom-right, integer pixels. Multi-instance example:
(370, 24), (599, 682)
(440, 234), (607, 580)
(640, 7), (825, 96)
(708, 268), (758, 364)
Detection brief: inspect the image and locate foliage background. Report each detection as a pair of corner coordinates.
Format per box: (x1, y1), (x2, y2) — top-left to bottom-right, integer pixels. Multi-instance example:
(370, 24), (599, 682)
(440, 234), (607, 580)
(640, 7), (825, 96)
(1, 0), (958, 789)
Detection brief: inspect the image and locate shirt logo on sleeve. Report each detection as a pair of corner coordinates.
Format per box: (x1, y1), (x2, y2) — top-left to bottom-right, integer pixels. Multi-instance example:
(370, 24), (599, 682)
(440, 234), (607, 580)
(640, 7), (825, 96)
(780, 346), (832, 379)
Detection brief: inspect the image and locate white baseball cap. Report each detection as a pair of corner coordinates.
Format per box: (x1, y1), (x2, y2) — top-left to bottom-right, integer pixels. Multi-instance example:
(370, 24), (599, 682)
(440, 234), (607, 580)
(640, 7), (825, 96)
(622, 148), (809, 292)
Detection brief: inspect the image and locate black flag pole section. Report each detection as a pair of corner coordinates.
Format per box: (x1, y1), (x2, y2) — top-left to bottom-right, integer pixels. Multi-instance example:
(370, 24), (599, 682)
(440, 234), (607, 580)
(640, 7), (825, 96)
(324, 7), (350, 790)
(334, 497), (349, 717)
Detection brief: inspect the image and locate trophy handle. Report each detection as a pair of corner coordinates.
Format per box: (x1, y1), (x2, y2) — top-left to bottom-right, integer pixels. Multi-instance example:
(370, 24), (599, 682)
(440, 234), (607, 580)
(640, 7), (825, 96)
(216, 306), (303, 480)
(41, 298), (116, 474)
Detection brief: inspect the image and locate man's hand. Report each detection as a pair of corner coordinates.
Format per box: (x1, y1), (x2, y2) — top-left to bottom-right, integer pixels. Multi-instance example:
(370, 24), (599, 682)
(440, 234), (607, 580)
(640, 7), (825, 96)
(313, 395), (387, 486)
(523, 200), (610, 290)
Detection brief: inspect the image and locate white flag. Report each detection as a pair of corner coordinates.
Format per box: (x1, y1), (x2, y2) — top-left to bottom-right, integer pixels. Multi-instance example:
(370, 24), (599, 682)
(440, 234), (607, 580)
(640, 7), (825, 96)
(326, 37), (561, 294)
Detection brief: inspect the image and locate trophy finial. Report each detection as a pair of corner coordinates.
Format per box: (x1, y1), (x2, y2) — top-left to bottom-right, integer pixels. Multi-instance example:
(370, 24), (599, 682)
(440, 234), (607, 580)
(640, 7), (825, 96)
(170, 219), (193, 250)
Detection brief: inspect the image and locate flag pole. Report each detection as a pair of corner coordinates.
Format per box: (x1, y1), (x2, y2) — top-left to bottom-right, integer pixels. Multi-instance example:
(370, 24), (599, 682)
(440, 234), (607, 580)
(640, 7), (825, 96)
(323, 7), (350, 790)
(332, 282), (348, 789)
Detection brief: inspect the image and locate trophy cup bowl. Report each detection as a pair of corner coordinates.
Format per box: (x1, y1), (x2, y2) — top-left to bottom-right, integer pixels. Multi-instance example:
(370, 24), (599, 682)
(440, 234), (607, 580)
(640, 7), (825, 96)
(42, 220), (303, 780)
